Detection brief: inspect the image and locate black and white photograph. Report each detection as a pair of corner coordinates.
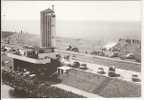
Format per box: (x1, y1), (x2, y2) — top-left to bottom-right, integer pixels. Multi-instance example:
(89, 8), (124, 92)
(1, 0), (142, 98)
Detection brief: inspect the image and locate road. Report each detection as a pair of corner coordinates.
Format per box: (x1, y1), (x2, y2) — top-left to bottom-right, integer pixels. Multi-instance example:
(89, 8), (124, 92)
(56, 49), (140, 64)
(2, 42), (141, 64)
(62, 59), (141, 85)
(2, 43), (141, 72)
(56, 49), (141, 72)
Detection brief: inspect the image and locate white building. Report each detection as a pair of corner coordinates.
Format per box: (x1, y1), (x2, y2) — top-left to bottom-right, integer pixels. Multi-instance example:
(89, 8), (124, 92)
(40, 6), (56, 50)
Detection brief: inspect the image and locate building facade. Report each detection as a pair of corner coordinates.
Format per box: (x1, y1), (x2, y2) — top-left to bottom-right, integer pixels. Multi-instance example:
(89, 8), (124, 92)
(40, 7), (56, 49)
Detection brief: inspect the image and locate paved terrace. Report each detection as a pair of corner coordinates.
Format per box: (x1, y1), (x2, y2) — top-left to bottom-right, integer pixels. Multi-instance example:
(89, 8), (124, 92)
(5, 52), (58, 64)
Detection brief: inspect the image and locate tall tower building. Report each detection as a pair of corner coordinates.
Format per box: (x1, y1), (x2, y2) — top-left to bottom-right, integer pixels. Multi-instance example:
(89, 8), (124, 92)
(40, 6), (56, 52)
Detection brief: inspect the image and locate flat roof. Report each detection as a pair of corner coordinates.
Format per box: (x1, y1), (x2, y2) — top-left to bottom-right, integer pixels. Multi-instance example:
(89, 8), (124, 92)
(7, 53), (51, 64)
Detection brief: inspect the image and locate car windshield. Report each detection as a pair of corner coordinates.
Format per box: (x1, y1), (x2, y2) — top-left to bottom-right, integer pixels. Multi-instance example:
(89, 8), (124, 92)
(132, 75), (138, 77)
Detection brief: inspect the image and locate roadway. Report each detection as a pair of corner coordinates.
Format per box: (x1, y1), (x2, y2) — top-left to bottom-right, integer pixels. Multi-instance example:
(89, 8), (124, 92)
(2, 42), (140, 64)
(2, 42), (141, 64)
(56, 49), (140, 65)
(2, 43), (141, 72)
(56, 49), (141, 72)
(62, 59), (141, 85)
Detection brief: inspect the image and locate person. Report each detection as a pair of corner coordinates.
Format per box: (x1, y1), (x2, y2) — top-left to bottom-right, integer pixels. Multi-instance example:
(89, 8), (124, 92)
(112, 66), (116, 71)
(57, 68), (61, 75)
(9, 66), (13, 72)
(60, 57), (65, 65)
(109, 66), (116, 72)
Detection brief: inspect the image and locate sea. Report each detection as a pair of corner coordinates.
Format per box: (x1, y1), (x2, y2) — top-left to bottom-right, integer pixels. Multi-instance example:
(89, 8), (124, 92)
(2, 20), (141, 42)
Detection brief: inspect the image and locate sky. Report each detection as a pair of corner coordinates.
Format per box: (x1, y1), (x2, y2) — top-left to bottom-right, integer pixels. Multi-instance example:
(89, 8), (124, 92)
(1, 1), (141, 40)
(2, 1), (141, 21)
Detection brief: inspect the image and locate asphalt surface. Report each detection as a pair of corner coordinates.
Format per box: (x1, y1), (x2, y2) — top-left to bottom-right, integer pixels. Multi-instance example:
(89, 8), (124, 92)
(62, 59), (141, 85)
(56, 50), (141, 72)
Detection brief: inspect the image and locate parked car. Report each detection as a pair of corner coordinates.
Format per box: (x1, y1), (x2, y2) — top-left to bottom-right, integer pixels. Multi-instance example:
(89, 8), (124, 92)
(4, 60), (9, 64)
(29, 74), (36, 79)
(120, 56), (125, 60)
(110, 52), (119, 58)
(108, 66), (116, 77)
(126, 53), (135, 59)
(80, 64), (88, 70)
(71, 61), (80, 68)
(97, 67), (105, 74)
(5, 46), (11, 52)
(109, 66), (116, 71)
(23, 71), (31, 77)
(132, 74), (140, 82)
(120, 53), (135, 60)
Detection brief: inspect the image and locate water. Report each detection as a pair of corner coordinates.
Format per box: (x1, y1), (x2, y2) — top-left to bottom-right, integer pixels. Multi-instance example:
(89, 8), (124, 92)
(2, 20), (141, 41)
(1, 84), (28, 98)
